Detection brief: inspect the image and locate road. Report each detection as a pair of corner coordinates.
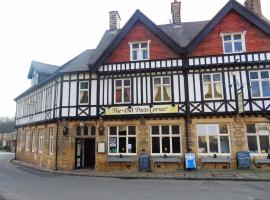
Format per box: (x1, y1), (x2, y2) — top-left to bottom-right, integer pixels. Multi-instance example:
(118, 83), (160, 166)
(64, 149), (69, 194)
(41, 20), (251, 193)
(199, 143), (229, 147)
(0, 152), (270, 200)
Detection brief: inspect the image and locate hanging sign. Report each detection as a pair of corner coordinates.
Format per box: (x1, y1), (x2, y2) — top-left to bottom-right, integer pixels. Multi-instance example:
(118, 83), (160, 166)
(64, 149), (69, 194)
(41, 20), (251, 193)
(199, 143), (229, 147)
(104, 104), (178, 115)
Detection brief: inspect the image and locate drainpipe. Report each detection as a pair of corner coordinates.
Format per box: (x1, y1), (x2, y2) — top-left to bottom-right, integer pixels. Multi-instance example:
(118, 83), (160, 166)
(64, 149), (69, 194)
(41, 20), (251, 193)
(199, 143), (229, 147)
(183, 56), (191, 153)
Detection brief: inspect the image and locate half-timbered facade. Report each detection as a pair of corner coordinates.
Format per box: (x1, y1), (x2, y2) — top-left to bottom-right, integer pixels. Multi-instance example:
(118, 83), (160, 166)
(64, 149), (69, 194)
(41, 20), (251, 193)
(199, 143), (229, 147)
(15, 0), (270, 171)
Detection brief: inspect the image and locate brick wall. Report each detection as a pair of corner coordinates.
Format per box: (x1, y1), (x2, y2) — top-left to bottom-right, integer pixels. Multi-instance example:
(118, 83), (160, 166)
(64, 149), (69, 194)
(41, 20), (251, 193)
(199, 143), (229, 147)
(190, 11), (270, 57)
(105, 22), (179, 63)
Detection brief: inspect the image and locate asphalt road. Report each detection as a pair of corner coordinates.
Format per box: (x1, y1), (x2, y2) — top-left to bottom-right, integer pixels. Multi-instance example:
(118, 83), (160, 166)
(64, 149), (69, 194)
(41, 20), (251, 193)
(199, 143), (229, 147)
(0, 152), (270, 200)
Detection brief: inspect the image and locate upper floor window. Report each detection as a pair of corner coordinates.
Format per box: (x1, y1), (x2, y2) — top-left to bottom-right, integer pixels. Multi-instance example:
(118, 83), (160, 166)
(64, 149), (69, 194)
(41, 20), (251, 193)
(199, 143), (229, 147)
(153, 76), (171, 102)
(197, 124), (230, 155)
(221, 32), (246, 54)
(79, 81), (89, 105)
(250, 71), (270, 98)
(203, 73), (223, 100)
(115, 79), (131, 104)
(130, 41), (150, 61)
(246, 123), (270, 154)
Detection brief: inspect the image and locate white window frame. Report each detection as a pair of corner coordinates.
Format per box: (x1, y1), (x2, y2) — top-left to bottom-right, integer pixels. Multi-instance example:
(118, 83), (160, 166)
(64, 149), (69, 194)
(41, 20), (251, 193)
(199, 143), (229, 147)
(45, 87), (52, 110)
(79, 81), (89, 105)
(246, 123), (270, 155)
(129, 41), (150, 61)
(108, 126), (137, 156)
(25, 131), (30, 151)
(31, 131), (36, 153)
(221, 32), (246, 54)
(196, 124), (231, 156)
(38, 129), (44, 154)
(114, 79), (131, 104)
(202, 73), (224, 100)
(49, 128), (54, 155)
(249, 70), (270, 98)
(150, 125), (181, 156)
(153, 76), (172, 102)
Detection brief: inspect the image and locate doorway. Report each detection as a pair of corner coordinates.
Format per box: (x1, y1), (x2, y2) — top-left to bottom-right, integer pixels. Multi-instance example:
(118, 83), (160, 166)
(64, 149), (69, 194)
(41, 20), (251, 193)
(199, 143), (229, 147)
(75, 138), (95, 169)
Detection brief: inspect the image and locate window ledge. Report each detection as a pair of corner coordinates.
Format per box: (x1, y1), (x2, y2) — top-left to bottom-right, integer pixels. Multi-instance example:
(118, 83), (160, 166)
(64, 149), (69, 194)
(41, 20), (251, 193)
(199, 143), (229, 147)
(108, 155), (136, 163)
(152, 156), (181, 163)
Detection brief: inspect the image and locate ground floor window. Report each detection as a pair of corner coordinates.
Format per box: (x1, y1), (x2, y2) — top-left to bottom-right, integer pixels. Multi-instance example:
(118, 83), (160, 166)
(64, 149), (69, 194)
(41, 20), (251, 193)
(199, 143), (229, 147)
(108, 126), (136, 155)
(38, 129), (44, 153)
(31, 131), (35, 153)
(49, 128), (54, 155)
(246, 123), (270, 154)
(151, 125), (181, 155)
(197, 124), (230, 155)
(25, 130), (30, 151)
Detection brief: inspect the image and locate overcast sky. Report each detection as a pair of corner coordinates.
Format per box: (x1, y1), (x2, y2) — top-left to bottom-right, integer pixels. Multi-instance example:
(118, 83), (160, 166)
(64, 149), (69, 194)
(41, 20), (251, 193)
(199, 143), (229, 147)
(0, 0), (269, 117)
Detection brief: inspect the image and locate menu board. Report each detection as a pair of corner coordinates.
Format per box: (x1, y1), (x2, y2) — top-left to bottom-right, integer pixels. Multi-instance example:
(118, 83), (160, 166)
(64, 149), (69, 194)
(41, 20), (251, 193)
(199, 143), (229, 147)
(236, 151), (251, 169)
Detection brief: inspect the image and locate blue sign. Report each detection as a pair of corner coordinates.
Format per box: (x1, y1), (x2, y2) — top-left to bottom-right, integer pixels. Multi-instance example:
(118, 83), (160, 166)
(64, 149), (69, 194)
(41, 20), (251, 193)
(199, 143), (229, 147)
(185, 153), (196, 169)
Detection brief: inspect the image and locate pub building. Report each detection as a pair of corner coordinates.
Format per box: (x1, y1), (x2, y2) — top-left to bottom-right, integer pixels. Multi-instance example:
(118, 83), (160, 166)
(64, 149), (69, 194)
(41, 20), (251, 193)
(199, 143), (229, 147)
(15, 0), (270, 171)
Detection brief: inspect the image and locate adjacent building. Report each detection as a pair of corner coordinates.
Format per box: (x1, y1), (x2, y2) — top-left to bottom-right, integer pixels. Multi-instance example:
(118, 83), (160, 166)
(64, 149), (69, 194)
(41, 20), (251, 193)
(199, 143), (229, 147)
(15, 0), (270, 171)
(0, 121), (16, 152)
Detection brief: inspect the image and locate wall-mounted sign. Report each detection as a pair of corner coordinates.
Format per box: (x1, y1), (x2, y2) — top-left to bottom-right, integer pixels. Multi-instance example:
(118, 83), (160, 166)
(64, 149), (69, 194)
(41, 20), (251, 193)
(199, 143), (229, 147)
(104, 104), (178, 115)
(97, 142), (106, 153)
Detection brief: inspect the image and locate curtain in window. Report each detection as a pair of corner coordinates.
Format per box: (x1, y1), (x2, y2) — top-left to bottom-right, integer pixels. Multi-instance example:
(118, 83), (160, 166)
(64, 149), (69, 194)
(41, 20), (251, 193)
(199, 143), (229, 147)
(115, 89), (122, 103)
(80, 91), (88, 104)
(204, 83), (212, 99)
(154, 86), (161, 101)
(163, 86), (171, 101)
(214, 83), (222, 98)
(124, 88), (131, 102)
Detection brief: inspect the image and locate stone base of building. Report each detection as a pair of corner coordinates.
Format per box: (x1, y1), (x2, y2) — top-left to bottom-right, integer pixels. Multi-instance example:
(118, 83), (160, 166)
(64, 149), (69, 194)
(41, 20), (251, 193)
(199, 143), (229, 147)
(15, 115), (270, 171)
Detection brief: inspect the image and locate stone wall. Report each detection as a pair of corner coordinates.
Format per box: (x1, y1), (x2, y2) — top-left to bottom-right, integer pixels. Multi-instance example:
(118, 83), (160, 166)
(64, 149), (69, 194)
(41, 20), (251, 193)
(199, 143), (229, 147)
(16, 115), (270, 171)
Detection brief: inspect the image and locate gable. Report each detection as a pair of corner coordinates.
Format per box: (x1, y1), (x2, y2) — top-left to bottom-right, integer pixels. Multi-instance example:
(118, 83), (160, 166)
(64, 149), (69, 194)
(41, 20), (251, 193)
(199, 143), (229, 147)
(190, 11), (270, 57)
(105, 22), (179, 63)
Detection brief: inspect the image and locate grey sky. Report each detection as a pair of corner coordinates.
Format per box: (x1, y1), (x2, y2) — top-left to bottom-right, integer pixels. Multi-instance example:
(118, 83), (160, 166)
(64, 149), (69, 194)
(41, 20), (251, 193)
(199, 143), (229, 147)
(0, 0), (269, 117)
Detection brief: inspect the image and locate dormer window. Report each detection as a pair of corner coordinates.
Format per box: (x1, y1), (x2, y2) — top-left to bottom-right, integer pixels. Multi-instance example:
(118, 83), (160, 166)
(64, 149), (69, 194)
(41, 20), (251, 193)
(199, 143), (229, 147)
(221, 32), (246, 54)
(130, 41), (150, 61)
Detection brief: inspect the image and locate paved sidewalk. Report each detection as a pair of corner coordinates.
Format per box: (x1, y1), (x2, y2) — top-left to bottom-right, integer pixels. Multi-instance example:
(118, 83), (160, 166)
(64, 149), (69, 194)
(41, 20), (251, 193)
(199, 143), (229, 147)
(11, 159), (270, 181)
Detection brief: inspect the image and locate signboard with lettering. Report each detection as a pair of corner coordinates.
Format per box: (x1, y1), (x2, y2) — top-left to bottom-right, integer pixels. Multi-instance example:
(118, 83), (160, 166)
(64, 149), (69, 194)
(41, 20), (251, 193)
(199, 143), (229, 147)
(104, 105), (178, 116)
(236, 151), (251, 169)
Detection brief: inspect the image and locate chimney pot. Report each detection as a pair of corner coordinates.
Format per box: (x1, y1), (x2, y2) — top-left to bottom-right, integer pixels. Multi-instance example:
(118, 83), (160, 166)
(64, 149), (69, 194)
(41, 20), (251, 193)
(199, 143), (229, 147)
(171, 0), (181, 25)
(244, 0), (262, 17)
(109, 11), (121, 31)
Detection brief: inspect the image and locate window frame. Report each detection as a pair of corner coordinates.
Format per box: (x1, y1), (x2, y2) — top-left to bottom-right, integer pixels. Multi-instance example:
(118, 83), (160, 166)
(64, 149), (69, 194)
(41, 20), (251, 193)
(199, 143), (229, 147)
(48, 128), (54, 155)
(150, 125), (182, 156)
(114, 78), (132, 104)
(129, 41), (150, 61)
(249, 70), (270, 98)
(196, 124), (231, 156)
(202, 73), (224, 100)
(246, 123), (270, 155)
(152, 76), (172, 102)
(79, 81), (89, 105)
(38, 129), (44, 154)
(221, 32), (246, 54)
(108, 126), (137, 156)
(25, 130), (30, 151)
(31, 130), (36, 153)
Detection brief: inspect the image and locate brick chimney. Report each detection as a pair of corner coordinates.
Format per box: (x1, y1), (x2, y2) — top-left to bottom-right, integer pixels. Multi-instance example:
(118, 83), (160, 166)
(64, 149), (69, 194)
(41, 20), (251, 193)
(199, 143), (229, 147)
(109, 11), (121, 31)
(171, 0), (181, 25)
(244, 0), (262, 17)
